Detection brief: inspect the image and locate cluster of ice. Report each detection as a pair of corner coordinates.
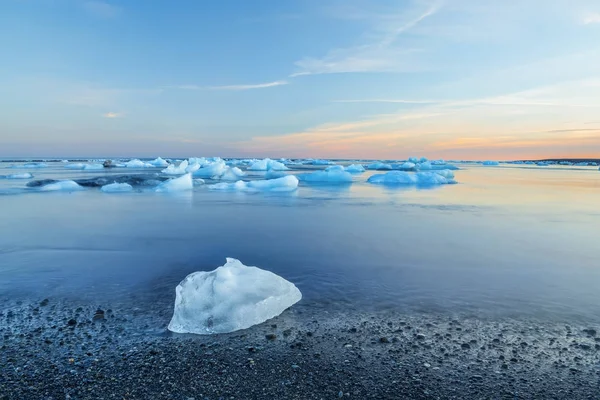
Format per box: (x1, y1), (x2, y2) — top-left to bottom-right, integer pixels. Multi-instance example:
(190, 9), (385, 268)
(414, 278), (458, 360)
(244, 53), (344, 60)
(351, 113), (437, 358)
(39, 180), (84, 192)
(192, 160), (228, 178)
(1, 173), (34, 179)
(101, 183), (133, 193)
(482, 161), (500, 166)
(125, 159), (154, 168)
(367, 170), (456, 185)
(168, 258), (302, 334)
(209, 175), (298, 192)
(345, 164), (365, 173)
(247, 158), (289, 171)
(155, 173), (193, 193)
(298, 166), (353, 183)
(148, 157), (169, 167)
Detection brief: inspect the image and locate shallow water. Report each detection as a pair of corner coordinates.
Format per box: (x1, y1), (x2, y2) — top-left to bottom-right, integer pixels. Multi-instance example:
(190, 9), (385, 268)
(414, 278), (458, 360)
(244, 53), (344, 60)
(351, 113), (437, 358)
(1, 161), (600, 323)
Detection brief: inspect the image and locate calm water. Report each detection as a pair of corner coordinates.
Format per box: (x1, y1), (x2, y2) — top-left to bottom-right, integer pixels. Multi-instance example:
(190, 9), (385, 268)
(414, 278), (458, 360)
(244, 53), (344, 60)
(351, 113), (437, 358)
(1, 161), (600, 323)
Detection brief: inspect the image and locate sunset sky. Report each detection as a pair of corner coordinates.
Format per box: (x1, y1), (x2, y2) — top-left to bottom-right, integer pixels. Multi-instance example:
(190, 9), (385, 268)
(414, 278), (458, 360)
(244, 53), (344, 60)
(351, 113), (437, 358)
(1, 0), (600, 160)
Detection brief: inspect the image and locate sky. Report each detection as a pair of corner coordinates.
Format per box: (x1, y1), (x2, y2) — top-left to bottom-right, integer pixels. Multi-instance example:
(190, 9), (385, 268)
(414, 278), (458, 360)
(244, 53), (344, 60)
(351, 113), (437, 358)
(1, 0), (600, 160)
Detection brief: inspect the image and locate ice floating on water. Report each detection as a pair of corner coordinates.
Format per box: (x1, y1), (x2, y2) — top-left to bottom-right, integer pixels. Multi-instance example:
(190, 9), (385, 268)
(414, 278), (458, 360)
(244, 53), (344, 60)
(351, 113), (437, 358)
(149, 157), (169, 167)
(168, 258), (302, 334)
(39, 180), (84, 192)
(482, 161), (499, 166)
(264, 170), (287, 179)
(162, 160), (189, 175)
(367, 162), (392, 170)
(19, 163), (48, 169)
(64, 163), (104, 170)
(311, 159), (335, 165)
(220, 167), (245, 181)
(345, 164), (365, 173)
(101, 183), (133, 193)
(209, 175), (298, 192)
(125, 159), (154, 168)
(247, 158), (289, 171)
(367, 170), (456, 185)
(192, 160), (228, 178)
(155, 173), (193, 192)
(2, 173), (34, 179)
(298, 165), (353, 183)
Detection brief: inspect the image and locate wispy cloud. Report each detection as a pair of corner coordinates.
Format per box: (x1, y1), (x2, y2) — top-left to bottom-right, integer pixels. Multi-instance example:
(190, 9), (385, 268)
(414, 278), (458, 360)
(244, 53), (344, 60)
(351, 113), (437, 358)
(582, 12), (600, 24)
(103, 112), (123, 118)
(291, 1), (442, 76)
(170, 80), (289, 91)
(83, 1), (121, 18)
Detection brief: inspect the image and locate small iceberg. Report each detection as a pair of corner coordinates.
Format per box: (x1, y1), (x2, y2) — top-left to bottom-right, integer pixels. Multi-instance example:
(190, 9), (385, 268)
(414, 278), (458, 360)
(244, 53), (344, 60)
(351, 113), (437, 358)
(101, 183), (133, 193)
(247, 158), (289, 171)
(149, 157), (169, 167)
(39, 180), (84, 192)
(264, 170), (287, 179)
(345, 164), (365, 173)
(192, 160), (228, 178)
(298, 165), (353, 183)
(125, 159), (154, 168)
(220, 167), (245, 181)
(367, 162), (392, 170)
(367, 170), (456, 185)
(155, 173), (193, 193)
(162, 160), (189, 175)
(168, 258), (302, 334)
(311, 159), (335, 165)
(209, 175), (298, 192)
(482, 161), (499, 166)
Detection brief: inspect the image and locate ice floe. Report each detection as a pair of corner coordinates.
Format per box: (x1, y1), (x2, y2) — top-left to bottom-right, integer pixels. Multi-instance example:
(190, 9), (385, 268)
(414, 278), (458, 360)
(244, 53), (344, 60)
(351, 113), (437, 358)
(101, 183), (134, 193)
(148, 157), (169, 167)
(482, 161), (500, 166)
(298, 166), (353, 183)
(247, 158), (289, 171)
(209, 175), (298, 192)
(1, 173), (34, 179)
(39, 180), (84, 192)
(168, 258), (302, 334)
(192, 160), (228, 178)
(367, 170), (457, 185)
(155, 173), (193, 192)
(345, 164), (365, 173)
(220, 167), (245, 181)
(367, 162), (393, 170)
(125, 159), (154, 168)
(162, 160), (189, 175)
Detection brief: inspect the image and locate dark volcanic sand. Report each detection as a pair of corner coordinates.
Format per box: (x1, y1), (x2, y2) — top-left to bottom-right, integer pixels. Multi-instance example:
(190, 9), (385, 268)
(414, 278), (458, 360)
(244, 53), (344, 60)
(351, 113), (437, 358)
(1, 300), (600, 399)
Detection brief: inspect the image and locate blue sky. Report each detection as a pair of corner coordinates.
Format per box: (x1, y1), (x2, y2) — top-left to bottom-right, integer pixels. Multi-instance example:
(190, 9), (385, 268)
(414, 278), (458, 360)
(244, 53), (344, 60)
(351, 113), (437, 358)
(1, 0), (600, 159)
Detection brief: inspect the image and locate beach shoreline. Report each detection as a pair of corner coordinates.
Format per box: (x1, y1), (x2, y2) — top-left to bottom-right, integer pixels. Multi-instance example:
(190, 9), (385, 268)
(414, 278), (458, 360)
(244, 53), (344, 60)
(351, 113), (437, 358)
(2, 299), (599, 399)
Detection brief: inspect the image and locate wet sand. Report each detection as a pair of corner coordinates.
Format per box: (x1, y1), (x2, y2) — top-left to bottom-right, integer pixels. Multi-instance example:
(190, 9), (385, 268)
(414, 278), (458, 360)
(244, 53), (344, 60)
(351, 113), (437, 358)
(1, 299), (599, 399)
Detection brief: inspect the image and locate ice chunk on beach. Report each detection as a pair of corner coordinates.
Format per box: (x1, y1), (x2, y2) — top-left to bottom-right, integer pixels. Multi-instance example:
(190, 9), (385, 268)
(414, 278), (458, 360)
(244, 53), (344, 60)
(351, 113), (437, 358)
(345, 164), (365, 173)
(155, 173), (193, 192)
(367, 170), (456, 185)
(367, 162), (392, 170)
(168, 258), (302, 334)
(162, 160), (189, 175)
(220, 167), (245, 181)
(101, 183), (133, 193)
(482, 160), (499, 166)
(125, 159), (153, 168)
(247, 158), (289, 171)
(149, 157), (169, 167)
(209, 175), (298, 192)
(4, 173), (33, 179)
(298, 165), (353, 183)
(39, 180), (84, 192)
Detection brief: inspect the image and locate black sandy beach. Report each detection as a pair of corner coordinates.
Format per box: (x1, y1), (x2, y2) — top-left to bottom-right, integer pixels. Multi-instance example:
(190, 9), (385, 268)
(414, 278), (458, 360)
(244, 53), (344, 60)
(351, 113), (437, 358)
(1, 299), (599, 399)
